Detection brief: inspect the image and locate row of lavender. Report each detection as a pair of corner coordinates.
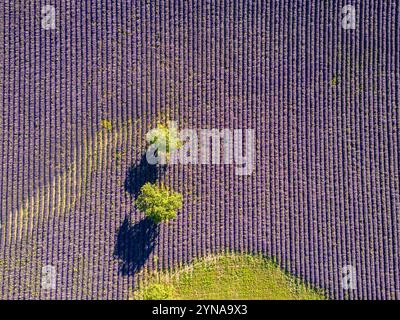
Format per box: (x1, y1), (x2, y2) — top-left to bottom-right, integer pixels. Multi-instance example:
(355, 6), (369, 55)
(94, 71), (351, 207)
(0, 0), (399, 299)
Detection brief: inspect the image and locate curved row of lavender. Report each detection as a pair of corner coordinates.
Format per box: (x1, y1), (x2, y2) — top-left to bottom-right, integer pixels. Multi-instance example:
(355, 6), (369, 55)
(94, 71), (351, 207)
(0, 0), (399, 299)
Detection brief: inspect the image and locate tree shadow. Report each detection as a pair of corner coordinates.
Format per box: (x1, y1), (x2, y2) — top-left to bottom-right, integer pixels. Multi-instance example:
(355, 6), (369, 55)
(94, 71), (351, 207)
(114, 217), (159, 275)
(124, 154), (166, 198)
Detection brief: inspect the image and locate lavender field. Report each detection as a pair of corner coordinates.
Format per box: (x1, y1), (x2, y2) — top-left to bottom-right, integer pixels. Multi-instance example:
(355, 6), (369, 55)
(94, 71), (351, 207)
(0, 0), (399, 300)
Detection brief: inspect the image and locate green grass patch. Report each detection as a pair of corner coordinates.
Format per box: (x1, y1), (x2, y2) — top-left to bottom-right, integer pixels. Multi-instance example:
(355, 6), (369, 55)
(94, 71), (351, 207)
(134, 253), (325, 300)
(330, 74), (340, 86)
(101, 119), (113, 131)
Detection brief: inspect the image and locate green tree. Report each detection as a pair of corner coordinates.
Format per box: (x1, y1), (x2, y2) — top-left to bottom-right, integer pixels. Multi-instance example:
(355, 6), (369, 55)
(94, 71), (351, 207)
(147, 123), (182, 159)
(136, 183), (182, 223)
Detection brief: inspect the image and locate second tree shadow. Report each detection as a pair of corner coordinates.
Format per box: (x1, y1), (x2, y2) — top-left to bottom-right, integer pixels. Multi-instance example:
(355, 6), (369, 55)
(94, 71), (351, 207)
(114, 217), (159, 275)
(124, 153), (166, 198)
